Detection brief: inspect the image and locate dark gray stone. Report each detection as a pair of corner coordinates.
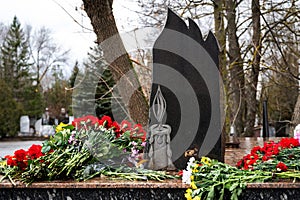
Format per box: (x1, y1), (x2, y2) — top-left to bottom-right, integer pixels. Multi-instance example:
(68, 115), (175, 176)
(1, 187), (300, 200)
(148, 8), (222, 169)
(0, 188), (185, 200)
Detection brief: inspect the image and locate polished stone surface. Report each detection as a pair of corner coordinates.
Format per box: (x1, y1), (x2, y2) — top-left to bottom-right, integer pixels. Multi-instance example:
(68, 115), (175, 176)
(1, 181), (300, 200)
(1, 177), (300, 189)
(149, 9), (222, 169)
(0, 188), (186, 200)
(0, 178), (186, 189)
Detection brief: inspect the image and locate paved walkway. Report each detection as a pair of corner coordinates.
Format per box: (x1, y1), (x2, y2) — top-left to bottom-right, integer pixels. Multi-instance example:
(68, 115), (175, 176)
(0, 140), (44, 158)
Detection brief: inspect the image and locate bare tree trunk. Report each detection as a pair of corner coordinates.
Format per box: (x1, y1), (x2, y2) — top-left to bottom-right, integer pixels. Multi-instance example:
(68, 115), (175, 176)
(213, 0), (227, 96)
(213, 0), (226, 162)
(244, 0), (261, 136)
(225, 0), (245, 136)
(82, 0), (149, 126)
(292, 93), (300, 126)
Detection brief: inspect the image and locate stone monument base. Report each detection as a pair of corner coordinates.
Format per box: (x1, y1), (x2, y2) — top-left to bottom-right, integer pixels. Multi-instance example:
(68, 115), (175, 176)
(1, 178), (300, 200)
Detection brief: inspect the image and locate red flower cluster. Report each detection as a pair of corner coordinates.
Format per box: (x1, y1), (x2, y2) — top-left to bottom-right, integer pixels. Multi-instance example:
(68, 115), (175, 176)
(27, 144), (44, 159)
(72, 115), (99, 129)
(5, 144), (44, 170)
(276, 162), (288, 172)
(131, 124), (147, 142)
(72, 115), (146, 141)
(236, 138), (299, 170)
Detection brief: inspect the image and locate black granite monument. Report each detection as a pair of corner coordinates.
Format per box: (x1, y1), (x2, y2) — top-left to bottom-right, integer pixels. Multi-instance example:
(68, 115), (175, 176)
(148, 9), (222, 169)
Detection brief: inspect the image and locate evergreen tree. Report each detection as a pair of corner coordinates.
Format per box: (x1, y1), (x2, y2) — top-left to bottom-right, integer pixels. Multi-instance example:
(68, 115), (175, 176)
(43, 69), (72, 118)
(0, 16), (43, 119)
(0, 16), (32, 103)
(72, 45), (126, 121)
(0, 79), (23, 137)
(22, 84), (44, 118)
(69, 61), (79, 88)
(90, 46), (115, 118)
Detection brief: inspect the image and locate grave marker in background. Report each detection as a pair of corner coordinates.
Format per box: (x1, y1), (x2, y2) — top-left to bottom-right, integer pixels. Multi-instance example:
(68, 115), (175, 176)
(20, 115), (30, 135)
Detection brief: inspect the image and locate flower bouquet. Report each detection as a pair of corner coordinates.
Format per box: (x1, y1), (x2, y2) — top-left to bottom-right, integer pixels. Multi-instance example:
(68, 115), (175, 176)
(0, 115), (177, 185)
(181, 138), (300, 200)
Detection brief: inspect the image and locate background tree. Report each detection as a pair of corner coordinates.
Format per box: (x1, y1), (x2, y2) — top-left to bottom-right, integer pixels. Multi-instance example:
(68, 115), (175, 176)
(28, 26), (69, 88)
(0, 16), (32, 104)
(0, 17), (45, 122)
(82, 0), (149, 126)
(87, 45), (115, 118)
(0, 79), (22, 137)
(0, 22), (8, 44)
(43, 68), (72, 118)
(128, 0), (300, 136)
(72, 45), (126, 120)
(243, 0), (261, 136)
(69, 61), (79, 88)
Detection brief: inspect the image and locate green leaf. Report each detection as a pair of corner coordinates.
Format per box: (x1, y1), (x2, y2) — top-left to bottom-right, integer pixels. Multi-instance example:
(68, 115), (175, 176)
(207, 186), (215, 200)
(41, 145), (51, 154)
(229, 182), (239, 191)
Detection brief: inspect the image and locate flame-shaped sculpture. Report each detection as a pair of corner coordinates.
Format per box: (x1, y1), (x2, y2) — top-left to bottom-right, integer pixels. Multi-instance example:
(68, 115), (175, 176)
(148, 84), (175, 170)
(152, 85), (166, 128)
(148, 8), (222, 169)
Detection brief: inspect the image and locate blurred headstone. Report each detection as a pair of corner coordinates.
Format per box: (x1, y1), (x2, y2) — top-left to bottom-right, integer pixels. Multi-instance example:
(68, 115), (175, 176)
(20, 115), (30, 135)
(41, 125), (55, 137)
(294, 124), (300, 143)
(35, 119), (42, 136)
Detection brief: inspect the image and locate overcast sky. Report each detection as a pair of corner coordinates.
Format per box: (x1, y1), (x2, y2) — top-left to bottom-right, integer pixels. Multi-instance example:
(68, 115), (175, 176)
(0, 0), (139, 66)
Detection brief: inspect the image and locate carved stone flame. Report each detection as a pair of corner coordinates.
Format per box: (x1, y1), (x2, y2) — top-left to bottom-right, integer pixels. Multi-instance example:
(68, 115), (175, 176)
(152, 85), (166, 127)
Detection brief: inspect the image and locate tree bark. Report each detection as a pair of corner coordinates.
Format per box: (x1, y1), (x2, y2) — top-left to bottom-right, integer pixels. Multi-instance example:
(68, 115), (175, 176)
(82, 0), (149, 126)
(292, 93), (300, 127)
(225, 0), (245, 136)
(244, 0), (261, 136)
(213, 0), (226, 163)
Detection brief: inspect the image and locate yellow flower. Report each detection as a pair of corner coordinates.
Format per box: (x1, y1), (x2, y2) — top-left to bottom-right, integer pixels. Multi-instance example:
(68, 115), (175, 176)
(185, 189), (193, 200)
(192, 167), (199, 173)
(201, 156), (211, 165)
(56, 122), (68, 133)
(190, 175), (194, 181)
(193, 196), (201, 200)
(0, 160), (7, 167)
(186, 189), (192, 194)
(191, 181), (197, 189)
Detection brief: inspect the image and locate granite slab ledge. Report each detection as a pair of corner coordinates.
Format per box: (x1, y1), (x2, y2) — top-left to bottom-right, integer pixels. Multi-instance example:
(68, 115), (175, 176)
(1, 178), (300, 189)
(0, 178), (188, 189)
(247, 182), (300, 189)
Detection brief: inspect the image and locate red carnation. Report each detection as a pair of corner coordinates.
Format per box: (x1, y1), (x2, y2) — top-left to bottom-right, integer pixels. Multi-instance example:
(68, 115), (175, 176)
(279, 138), (300, 149)
(236, 159), (243, 168)
(14, 149), (27, 162)
(276, 162), (288, 172)
(112, 121), (120, 131)
(250, 146), (261, 154)
(5, 155), (17, 166)
(27, 144), (43, 159)
(72, 115), (99, 129)
(99, 115), (113, 128)
(120, 120), (132, 131)
(86, 115), (99, 126)
(131, 124), (147, 142)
